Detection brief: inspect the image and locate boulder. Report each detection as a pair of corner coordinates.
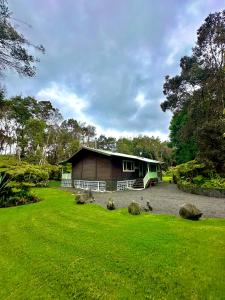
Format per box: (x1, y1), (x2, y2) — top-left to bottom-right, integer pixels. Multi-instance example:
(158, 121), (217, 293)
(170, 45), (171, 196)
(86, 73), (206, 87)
(75, 194), (88, 204)
(179, 203), (203, 220)
(107, 198), (116, 210)
(142, 201), (153, 212)
(128, 201), (141, 215)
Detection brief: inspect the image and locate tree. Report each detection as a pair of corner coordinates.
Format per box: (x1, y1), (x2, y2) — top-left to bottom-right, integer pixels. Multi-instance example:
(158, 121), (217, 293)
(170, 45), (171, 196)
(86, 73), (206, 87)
(161, 10), (225, 172)
(169, 109), (197, 164)
(97, 135), (116, 151)
(0, 0), (44, 77)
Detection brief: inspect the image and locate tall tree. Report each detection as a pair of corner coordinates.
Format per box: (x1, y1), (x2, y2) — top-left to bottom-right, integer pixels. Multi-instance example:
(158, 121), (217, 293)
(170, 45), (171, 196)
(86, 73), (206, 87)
(161, 10), (225, 172)
(0, 0), (44, 77)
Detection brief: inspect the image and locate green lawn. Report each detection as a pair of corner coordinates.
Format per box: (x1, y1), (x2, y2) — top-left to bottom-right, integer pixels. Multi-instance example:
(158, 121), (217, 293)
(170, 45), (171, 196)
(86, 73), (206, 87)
(0, 189), (225, 299)
(162, 176), (173, 183)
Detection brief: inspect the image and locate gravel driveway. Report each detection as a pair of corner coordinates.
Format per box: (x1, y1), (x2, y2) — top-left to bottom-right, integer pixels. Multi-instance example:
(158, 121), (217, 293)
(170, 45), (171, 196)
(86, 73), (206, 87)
(92, 183), (225, 218)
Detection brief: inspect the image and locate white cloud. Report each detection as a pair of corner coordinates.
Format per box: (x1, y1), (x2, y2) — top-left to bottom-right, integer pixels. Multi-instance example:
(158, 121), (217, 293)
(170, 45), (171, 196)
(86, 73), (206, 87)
(95, 125), (169, 141)
(134, 92), (148, 108)
(36, 82), (89, 123)
(166, 17), (196, 66)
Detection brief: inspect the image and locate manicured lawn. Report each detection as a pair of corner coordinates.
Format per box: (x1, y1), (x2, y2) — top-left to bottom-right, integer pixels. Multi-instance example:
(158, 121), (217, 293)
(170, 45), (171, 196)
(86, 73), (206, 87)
(0, 188), (225, 299)
(162, 175), (173, 183)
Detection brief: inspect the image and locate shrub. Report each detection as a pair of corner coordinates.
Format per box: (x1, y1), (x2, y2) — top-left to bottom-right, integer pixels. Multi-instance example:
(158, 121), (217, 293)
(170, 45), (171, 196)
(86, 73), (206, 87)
(128, 202), (141, 215)
(107, 198), (115, 210)
(0, 174), (40, 208)
(44, 164), (62, 180)
(201, 177), (225, 189)
(192, 175), (205, 185)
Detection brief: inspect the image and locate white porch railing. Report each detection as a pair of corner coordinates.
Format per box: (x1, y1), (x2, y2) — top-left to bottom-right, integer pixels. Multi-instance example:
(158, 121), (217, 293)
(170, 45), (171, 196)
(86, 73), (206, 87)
(73, 180), (106, 192)
(61, 179), (72, 187)
(117, 179), (136, 191)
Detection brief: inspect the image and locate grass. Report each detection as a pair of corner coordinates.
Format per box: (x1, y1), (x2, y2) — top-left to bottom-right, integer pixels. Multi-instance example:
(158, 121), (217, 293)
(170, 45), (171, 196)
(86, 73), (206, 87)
(162, 176), (173, 183)
(0, 189), (225, 299)
(47, 180), (61, 188)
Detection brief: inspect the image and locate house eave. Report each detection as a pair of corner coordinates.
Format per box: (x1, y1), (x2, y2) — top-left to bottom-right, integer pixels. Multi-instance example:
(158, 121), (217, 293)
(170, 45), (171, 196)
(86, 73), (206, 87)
(62, 146), (163, 165)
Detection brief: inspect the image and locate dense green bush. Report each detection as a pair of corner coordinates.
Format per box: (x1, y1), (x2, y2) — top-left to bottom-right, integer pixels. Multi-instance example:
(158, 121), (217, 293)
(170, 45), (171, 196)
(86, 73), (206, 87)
(0, 155), (61, 184)
(170, 160), (225, 190)
(0, 173), (39, 208)
(201, 177), (225, 189)
(0, 155), (61, 207)
(128, 202), (141, 215)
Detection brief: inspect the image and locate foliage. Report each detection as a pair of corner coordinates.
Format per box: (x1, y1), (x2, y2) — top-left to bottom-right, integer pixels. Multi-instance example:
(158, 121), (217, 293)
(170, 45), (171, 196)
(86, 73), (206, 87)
(128, 201), (141, 215)
(169, 109), (197, 164)
(0, 171), (39, 207)
(172, 160), (225, 190)
(0, 95), (109, 164)
(162, 175), (172, 183)
(0, 0), (44, 77)
(117, 136), (173, 167)
(0, 155), (61, 207)
(1, 188), (225, 299)
(161, 10), (225, 172)
(201, 177), (225, 189)
(174, 160), (205, 178)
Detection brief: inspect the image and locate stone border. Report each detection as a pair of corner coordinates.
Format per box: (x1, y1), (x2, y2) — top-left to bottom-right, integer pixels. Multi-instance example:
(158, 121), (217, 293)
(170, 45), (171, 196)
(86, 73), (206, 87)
(178, 183), (225, 198)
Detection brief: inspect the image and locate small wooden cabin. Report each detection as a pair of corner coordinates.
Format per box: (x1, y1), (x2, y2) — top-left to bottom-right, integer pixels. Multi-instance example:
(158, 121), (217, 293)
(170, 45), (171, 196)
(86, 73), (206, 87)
(62, 146), (162, 191)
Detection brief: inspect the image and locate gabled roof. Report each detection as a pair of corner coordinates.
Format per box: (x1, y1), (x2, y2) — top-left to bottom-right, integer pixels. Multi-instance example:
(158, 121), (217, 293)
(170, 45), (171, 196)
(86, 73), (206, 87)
(64, 146), (162, 164)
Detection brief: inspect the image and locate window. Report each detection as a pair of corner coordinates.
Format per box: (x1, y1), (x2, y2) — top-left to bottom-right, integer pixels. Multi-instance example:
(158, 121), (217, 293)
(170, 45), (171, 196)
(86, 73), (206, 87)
(123, 160), (135, 172)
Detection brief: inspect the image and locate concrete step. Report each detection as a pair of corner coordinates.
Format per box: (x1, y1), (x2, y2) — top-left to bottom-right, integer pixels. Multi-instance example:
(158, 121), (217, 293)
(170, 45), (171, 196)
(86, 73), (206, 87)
(132, 178), (144, 189)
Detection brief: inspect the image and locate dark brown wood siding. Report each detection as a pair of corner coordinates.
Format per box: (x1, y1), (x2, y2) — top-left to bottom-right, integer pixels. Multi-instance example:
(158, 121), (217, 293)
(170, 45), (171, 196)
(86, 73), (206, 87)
(71, 149), (150, 182)
(72, 150), (112, 180)
(96, 156), (111, 180)
(72, 159), (82, 179)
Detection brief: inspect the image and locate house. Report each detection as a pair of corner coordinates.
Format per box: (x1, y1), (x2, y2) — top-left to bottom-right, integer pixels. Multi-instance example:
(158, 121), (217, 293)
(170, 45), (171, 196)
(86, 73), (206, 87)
(61, 146), (162, 191)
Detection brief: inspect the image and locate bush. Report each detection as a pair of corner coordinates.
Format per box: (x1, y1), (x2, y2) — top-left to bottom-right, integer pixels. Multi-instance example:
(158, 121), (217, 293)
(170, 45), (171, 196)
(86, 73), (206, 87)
(0, 174), (40, 208)
(172, 159), (225, 191)
(179, 203), (203, 220)
(44, 164), (62, 180)
(107, 198), (115, 210)
(128, 202), (141, 215)
(201, 177), (225, 189)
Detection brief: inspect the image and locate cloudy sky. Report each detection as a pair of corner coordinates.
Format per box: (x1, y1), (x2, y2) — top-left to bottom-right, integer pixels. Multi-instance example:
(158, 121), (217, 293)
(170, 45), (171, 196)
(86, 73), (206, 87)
(3, 0), (225, 140)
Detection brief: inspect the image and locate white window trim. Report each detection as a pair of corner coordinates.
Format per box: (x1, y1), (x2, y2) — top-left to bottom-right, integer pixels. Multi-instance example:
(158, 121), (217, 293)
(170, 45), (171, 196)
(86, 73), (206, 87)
(122, 160), (135, 172)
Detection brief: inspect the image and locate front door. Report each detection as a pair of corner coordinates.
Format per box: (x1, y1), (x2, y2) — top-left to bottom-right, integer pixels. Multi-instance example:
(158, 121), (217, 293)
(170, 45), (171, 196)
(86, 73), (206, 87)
(139, 163), (144, 177)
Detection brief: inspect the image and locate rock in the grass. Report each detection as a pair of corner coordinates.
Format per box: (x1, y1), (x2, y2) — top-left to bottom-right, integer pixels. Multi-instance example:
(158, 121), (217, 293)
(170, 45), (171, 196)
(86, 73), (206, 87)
(128, 201), (141, 215)
(89, 196), (95, 203)
(107, 198), (116, 210)
(179, 203), (203, 220)
(142, 201), (153, 212)
(75, 194), (88, 204)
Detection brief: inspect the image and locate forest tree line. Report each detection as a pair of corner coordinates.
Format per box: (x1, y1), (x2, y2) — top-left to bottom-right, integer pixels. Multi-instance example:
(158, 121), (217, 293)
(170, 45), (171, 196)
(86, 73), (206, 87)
(0, 92), (173, 166)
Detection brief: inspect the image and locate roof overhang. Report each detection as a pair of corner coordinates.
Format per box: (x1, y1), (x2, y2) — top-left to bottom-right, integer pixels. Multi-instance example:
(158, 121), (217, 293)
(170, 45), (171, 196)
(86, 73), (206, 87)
(61, 146), (163, 165)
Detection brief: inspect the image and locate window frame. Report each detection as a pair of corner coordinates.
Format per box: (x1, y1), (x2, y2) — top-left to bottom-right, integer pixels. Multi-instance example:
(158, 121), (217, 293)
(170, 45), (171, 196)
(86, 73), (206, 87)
(122, 160), (135, 172)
